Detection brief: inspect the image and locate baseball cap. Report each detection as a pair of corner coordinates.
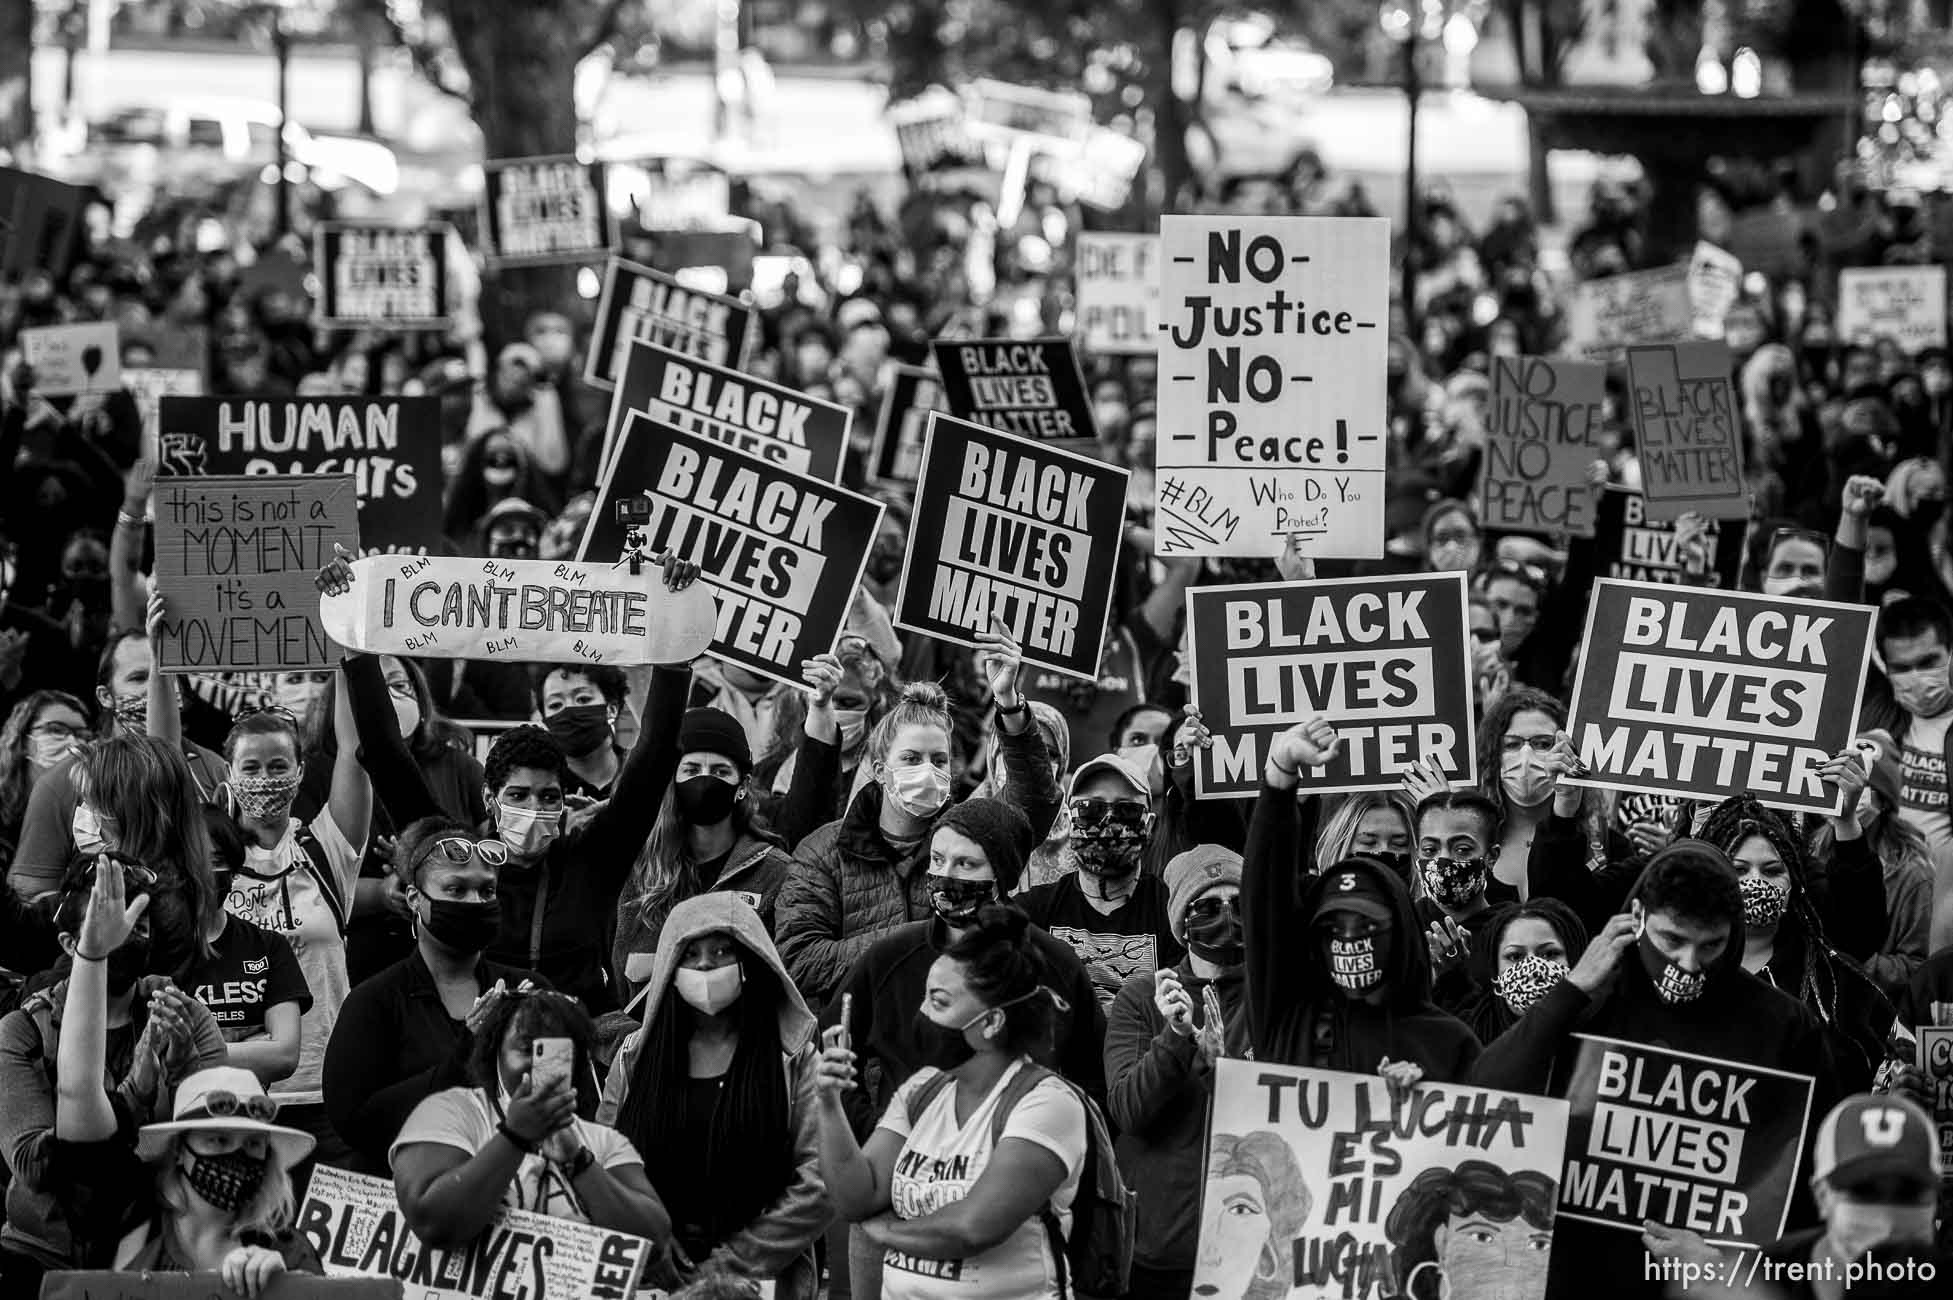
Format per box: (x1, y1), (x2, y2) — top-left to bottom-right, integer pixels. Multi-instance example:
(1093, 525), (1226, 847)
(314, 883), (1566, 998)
(1312, 862), (1394, 926)
(1068, 753), (1152, 807)
(1811, 1094), (1939, 1192)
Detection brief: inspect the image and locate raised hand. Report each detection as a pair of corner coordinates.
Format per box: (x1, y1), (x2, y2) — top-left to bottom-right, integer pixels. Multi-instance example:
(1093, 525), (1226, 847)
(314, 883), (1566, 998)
(1154, 969), (1195, 1037)
(76, 858), (147, 960)
(658, 552), (702, 592)
(975, 618), (1024, 707)
(1567, 913), (1638, 995)
(815, 1024), (859, 1099)
(316, 542), (356, 597)
(1268, 717), (1339, 777)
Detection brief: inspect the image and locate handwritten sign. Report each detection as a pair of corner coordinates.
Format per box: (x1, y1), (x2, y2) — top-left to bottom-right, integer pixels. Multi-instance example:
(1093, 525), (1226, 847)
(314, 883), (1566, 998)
(158, 397), (443, 554)
(1559, 1035), (1814, 1249)
(1563, 266), (1691, 362)
(585, 258), (754, 390)
(581, 412), (885, 687)
(871, 364), (946, 487)
(1687, 242), (1743, 339)
(1838, 267), (1949, 353)
(630, 166), (733, 233)
(1192, 1059), (1568, 1300)
(22, 322), (120, 396)
(931, 338), (1095, 445)
(152, 475), (360, 672)
(1625, 341), (1745, 522)
(314, 222), (452, 330)
(1564, 580), (1874, 815)
(1156, 215), (1390, 559)
(43, 1274), (399, 1300)
(0, 166), (88, 276)
(889, 90), (988, 175)
(1480, 357), (1602, 538)
(480, 155), (612, 267)
(1025, 128), (1149, 212)
(1186, 573), (1475, 799)
(297, 1165), (651, 1300)
(1076, 233), (1159, 356)
(1592, 487), (1743, 589)
(1920, 1027), (1953, 1185)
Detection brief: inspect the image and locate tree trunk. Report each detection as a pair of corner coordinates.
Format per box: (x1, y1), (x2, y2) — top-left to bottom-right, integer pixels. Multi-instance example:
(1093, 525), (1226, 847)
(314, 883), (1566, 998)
(1525, 110), (1555, 225)
(356, 15), (378, 136)
(0, 0), (31, 150)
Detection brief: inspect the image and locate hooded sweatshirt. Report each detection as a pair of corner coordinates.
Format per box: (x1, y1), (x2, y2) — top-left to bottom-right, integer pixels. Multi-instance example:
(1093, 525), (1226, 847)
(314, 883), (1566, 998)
(598, 893), (831, 1299)
(1243, 784), (1481, 1078)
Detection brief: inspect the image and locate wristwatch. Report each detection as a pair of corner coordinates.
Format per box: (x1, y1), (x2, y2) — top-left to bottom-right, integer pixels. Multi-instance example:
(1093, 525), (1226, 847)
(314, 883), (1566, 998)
(563, 1144), (597, 1179)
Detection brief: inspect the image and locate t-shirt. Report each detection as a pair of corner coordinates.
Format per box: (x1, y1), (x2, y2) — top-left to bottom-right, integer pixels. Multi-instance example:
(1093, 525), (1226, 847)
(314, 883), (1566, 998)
(877, 1061), (1085, 1300)
(391, 1087), (643, 1222)
(186, 914), (312, 1043)
(224, 815), (360, 1105)
(1899, 710), (1953, 886)
(1018, 872), (1182, 1011)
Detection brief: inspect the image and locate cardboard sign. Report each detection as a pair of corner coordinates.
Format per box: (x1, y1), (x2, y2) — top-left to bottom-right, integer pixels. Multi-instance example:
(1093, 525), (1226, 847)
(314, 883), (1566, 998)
(42, 1275), (399, 1300)
(1025, 129), (1148, 212)
(634, 168), (733, 233)
(1919, 1027), (1953, 1184)
(22, 322), (120, 396)
(1559, 1035), (1815, 1249)
(296, 1165), (652, 1300)
(157, 397), (444, 555)
(1480, 356), (1603, 538)
(871, 363), (946, 487)
(1686, 241), (1743, 339)
(1625, 341), (1746, 522)
(1076, 233), (1159, 355)
(314, 222), (452, 330)
(0, 166), (88, 276)
(152, 475), (360, 672)
(1185, 573), (1476, 799)
(603, 338), (849, 483)
(895, 413), (1129, 681)
(1156, 215), (1391, 558)
(1838, 267), (1949, 353)
(580, 411), (885, 687)
(930, 338), (1095, 445)
(1192, 1059), (1569, 1300)
(888, 90), (988, 175)
(1591, 486), (1744, 590)
(584, 258), (754, 390)
(1564, 265), (1691, 362)
(1564, 580), (1875, 816)
(966, 80), (1093, 142)
(480, 155), (613, 267)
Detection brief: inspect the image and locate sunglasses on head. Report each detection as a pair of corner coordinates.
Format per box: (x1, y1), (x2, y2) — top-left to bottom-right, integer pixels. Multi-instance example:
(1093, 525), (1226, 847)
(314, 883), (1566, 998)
(1069, 797), (1148, 830)
(235, 703), (301, 726)
(191, 1090), (279, 1123)
(73, 855), (159, 892)
(418, 836), (511, 869)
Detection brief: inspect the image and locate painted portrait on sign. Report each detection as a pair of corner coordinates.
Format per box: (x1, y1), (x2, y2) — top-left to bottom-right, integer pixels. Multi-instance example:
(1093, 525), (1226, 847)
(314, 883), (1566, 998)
(1383, 1160), (1556, 1300)
(1198, 1130), (1313, 1300)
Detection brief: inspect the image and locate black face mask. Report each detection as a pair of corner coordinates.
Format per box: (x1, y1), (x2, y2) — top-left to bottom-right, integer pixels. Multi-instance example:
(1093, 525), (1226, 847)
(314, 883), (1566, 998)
(1184, 914), (1244, 968)
(106, 938), (149, 996)
(1365, 850), (1413, 884)
(928, 876), (996, 927)
(911, 1009), (974, 1071)
(182, 1146), (267, 1214)
(544, 703), (612, 757)
(420, 897), (502, 954)
(867, 548), (904, 584)
(674, 775), (740, 826)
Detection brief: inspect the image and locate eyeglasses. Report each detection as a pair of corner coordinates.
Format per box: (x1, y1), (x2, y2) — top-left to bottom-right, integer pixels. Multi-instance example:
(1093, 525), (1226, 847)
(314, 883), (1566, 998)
(1501, 735), (1558, 754)
(1186, 896), (1239, 922)
(73, 857), (159, 891)
(419, 836), (512, 869)
(1068, 797), (1149, 831)
(30, 721), (86, 740)
(191, 1090), (279, 1123)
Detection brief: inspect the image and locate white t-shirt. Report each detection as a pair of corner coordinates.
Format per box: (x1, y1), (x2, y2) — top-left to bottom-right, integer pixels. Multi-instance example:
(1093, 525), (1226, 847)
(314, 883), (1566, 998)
(1900, 710), (1953, 888)
(876, 1061), (1086, 1300)
(224, 814), (360, 1104)
(391, 1087), (643, 1222)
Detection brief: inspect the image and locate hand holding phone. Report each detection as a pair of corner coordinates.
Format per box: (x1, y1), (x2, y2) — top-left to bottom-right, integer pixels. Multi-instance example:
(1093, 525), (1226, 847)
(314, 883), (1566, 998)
(531, 1037), (574, 1092)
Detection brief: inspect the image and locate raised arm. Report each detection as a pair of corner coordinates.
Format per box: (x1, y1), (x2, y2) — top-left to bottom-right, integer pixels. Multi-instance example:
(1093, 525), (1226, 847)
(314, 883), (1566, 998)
(776, 655), (848, 851)
(1244, 718), (1339, 1055)
(575, 663), (693, 887)
(57, 862), (148, 1143)
(110, 459), (156, 634)
(323, 661), (374, 861)
(813, 1027), (901, 1222)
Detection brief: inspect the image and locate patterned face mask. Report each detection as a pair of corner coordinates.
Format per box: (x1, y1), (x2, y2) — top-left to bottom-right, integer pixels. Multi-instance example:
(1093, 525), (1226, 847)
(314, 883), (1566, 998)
(1418, 855), (1489, 910)
(1739, 875), (1789, 929)
(1638, 931), (1708, 1005)
(1494, 955), (1569, 1016)
(230, 773), (299, 822)
(1326, 936), (1383, 992)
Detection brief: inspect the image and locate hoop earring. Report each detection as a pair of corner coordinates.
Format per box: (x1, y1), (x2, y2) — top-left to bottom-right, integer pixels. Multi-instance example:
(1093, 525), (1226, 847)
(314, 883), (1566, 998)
(1406, 1261), (1450, 1300)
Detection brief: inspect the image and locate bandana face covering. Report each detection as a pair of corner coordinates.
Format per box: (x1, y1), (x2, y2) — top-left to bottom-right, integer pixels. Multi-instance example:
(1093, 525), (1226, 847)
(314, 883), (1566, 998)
(1494, 955), (1569, 1016)
(1327, 936), (1383, 992)
(928, 876), (996, 927)
(1638, 933), (1708, 1005)
(230, 773), (299, 821)
(111, 693), (148, 732)
(1418, 855), (1489, 910)
(1739, 875), (1789, 929)
(182, 1146), (268, 1215)
(1072, 826), (1146, 878)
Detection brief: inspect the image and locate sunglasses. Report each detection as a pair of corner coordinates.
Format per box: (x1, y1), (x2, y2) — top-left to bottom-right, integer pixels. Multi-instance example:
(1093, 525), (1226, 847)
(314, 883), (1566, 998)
(191, 1090), (279, 1123)
(73, 856), (159, 891)
(1186, 896), (1239, 922)
(419, 836), (511, 869)
(1068, 797), (1149, 831)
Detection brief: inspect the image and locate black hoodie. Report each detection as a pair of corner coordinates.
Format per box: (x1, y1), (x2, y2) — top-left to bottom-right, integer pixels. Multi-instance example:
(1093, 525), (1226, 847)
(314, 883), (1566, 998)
(1243, 784), (1481, 1078)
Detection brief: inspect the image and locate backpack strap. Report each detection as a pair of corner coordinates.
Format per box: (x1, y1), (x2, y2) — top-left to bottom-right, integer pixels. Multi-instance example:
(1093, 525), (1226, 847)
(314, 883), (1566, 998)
(291, 824), (349, 935)
(904, 1068), (956, 1125)
(985, 1064), (1070, 1299)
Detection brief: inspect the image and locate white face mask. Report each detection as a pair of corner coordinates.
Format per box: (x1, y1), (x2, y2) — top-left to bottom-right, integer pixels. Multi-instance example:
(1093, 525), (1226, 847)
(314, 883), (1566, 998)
(72, 804), (106, 856)
(674, 963), (743, 1016)
(29, 731), (75, 770)
(1826, 1195), (1937, 1264)
(497, 803), (559, 856)
(393, 692), (421, 740)
(885, 761), (951, 817)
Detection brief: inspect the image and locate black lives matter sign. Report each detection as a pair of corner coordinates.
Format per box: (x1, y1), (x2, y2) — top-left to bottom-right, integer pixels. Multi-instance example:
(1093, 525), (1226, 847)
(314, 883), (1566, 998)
(930, 339), (1094, 443)
(585, 258), (754, 389)
(314, 222), (451, 329)
(481, 155), (613, 267)
(895, 413), (1128, 681)
(1626, 341), (1746, 521)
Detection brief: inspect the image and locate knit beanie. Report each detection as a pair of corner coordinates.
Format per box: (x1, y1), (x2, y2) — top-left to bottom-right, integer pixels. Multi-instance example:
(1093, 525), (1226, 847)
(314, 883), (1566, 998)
(1165, 844), (1243, 943)
(936, 798), (1034, 895)
(677, 707), (753, 775)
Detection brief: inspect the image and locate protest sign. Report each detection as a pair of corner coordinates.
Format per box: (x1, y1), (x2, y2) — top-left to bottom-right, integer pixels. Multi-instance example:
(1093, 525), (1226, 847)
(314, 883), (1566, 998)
(480, 155), (613, 267)
(1559, 1035), (1815, 1249)
(930, 338), (1095, 445)
(297, 1165), (652, 1300)
(42, 1274), (398, 1300)
(895, 413), (1128, 680)
(1025, 128), (1149, 212)
(158, 397), (444, 554)
(1185, 573), (1475, 799)
(1564, 579), (1874, 816)
(966, 79), (1093, 142)
(1156, 215), (1391, 559)
(319, 553), (718, 666)
(1838, 266), (1949, 353)
(0, 166), (87, 276)
(585, 258), (754, 390)
(1591, 486), (1744, 589)
(632, 166), (733, 233)
(1625, 341), (1746, 522)
(152, 475), (360, 672)
(603, 338), (849, 483)
(1076, 233), (1159, 355)
(1563, 265), (1691, 362)
(314, 222), (452, 330)
(871, 363), (946, 487)
(22, 322), (120, 396)
(1479, 356), (1603, 538)
(1919, 1027), (1953, 1184)
(1687, 241), (1743, 339)
(580, 411), (885, 687)
(889, 89), (989, 175)
(1191, 1059), (1569, 1300)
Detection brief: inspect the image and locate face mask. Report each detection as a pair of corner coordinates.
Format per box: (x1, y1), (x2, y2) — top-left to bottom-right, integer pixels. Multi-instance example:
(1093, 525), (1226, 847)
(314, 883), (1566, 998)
(30, 731), (75, 770)
(1072, 825), (1146, 878)
(1890, 668), (1953, 719)
(419, 897), (501, 954)
(1638, 932), (1709, 1004)
(1327, 935), (1384, 992)
(544, 703), (613, 757)
(393, 693), (421, 740)
(867, 548), (904, 584)
(1185, 909), (1245, 968)
(181, 1146), (267, 1215)
(497, 803), (560, 856)
(1762, 574), (1822, 599)
(1418, 855), (1489, 910)
(1865, 551), (1898, 586)
(1365, 849), (1413, 883)
(928, 875), (996, 927)
(1429, 540), (1480, 573)
(231, 773), (300, 822)
(674, 775), (740, 826)
(1501, 748), (1556, 808)
(1827, 1197), (1937, 1264)
(886, 761), (950, 817)
(72, 805), (107, 856)
(1494, 954), (1569, 1016)
(675, 962), (744, 1016)
(833, 707), (869, 754)
(111, 693), (147, 733)
(1093, 401), (1129, 432)
(1738, 875), (1790, 930)
(483, 465), (518, 487)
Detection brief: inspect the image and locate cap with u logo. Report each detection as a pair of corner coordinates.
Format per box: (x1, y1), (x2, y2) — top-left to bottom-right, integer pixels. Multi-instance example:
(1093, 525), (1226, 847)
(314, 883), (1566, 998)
(1811, 1093), (1939, 1192)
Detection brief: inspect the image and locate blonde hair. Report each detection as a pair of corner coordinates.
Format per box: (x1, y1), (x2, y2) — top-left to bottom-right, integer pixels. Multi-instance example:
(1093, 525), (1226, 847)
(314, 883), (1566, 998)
(864, 681), (951, 764)
(154, 1134), (295, 1239)
(1315, 791), (1416, 869)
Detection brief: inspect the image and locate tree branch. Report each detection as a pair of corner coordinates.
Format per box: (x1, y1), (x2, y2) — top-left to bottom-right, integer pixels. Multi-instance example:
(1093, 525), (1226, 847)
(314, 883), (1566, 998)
(380, 9), (475, 107)
(579, 0), (634, 61)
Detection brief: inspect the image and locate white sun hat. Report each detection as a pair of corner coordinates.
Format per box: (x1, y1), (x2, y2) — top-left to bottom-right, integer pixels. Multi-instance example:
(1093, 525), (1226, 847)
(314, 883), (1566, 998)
(134, 1066), (316, 1168)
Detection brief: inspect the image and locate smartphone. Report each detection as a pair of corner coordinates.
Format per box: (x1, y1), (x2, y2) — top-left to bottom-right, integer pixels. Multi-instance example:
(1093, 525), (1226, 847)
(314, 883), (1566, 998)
(531, 1037), (574, 1091)
(838, 994), (854, 1054)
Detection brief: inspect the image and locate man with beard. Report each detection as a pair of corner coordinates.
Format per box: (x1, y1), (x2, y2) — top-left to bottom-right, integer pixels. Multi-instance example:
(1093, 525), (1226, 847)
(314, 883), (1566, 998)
(1019, 752), (1182, 1010)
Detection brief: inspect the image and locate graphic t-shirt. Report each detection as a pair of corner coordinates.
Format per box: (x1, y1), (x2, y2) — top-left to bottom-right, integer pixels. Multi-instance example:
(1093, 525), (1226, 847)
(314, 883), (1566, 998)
(392, 1087), (642, 1221)
(877, 1062), (1085, 1300)
(225, 814), (360, 1105)
(1900, 710), (1953, 886)
(1018, 871), (1182, 1010)
(186, 914), (312, 1043)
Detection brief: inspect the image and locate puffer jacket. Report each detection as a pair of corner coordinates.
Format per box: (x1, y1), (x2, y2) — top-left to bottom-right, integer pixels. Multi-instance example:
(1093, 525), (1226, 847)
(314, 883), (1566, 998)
(609, 830), (797, 998)
(775, 720), (1060, 1004)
